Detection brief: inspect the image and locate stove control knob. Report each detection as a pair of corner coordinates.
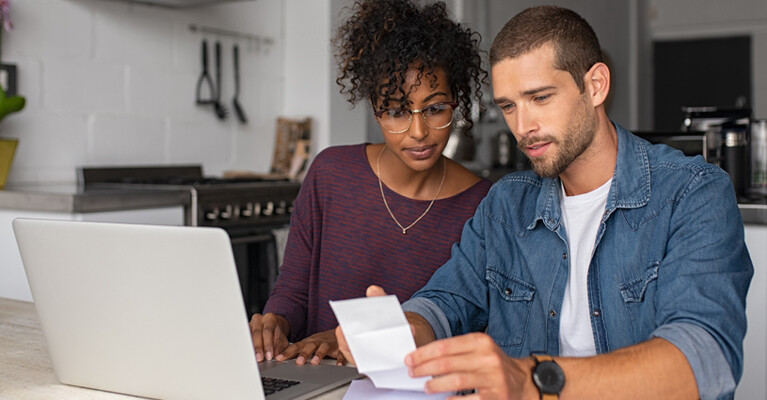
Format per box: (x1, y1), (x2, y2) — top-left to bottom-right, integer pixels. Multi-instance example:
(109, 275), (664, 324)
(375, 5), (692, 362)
(275, 200), (287, 215)
(287, 201), (294, 214)
(241, 202), (254, 218)
(262, 201), (274, 216)
(220, 205), (233, 220)
(205, 207), (220, 221)
(254, 202), (262, 217)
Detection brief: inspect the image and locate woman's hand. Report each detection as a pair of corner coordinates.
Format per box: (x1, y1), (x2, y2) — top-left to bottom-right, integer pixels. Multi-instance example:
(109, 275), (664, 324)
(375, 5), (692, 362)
(249, 313), (291, 362)
(276, 329), (347, 365)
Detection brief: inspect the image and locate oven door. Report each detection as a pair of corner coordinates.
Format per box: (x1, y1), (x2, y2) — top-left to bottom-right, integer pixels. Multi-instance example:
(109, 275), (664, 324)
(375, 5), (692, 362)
(227, 226), (285, 316)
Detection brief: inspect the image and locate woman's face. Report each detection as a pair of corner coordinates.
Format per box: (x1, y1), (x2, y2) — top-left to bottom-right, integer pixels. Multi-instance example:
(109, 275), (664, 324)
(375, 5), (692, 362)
(375, 67), (454, 173)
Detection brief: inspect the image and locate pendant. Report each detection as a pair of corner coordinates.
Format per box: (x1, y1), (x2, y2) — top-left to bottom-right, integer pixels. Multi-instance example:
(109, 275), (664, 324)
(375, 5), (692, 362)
(402, 228), (407, 234)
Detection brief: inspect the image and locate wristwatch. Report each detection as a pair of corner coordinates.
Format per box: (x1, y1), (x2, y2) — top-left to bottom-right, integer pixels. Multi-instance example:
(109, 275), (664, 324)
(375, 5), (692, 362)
(531, 354), (565, 399)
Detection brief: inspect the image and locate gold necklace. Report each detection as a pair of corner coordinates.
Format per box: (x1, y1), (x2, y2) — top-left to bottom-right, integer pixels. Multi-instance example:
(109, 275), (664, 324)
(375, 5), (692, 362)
(376, 146), (446, 234)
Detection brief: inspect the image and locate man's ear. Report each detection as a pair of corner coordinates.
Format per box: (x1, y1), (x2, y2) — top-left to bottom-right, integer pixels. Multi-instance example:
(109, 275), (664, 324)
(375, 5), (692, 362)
(584, 62), (610, 107)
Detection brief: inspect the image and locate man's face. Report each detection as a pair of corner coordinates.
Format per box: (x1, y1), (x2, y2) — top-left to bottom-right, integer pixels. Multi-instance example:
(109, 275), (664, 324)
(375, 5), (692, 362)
(491, 44), (597, 178)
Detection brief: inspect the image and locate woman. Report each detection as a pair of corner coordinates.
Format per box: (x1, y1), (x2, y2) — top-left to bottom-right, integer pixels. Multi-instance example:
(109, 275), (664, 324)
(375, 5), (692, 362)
(250, 0), (491, 365)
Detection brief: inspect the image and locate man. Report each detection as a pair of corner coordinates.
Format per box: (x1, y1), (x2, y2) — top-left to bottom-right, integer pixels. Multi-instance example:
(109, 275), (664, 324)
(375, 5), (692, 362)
(337, 5), (753, 400)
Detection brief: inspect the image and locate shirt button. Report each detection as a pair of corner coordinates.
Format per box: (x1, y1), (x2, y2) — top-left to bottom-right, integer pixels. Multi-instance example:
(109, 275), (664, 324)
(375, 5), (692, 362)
(593, 309), (601, 317)
(562, 253), (567, 259)
(504, 288), (512, 295)
(549, 310), (557, 318)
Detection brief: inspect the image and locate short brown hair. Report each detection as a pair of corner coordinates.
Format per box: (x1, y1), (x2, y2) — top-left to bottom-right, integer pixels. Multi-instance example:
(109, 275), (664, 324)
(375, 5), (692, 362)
(489, 6), (602, 93)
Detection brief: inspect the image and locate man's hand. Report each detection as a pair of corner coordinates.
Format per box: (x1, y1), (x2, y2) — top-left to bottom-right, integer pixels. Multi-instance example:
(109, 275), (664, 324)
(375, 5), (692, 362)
(335, 285), (388, 365)
(249, 312), (291, 362)
(405, 332), (538, 399)
(275, 329), (347, 366)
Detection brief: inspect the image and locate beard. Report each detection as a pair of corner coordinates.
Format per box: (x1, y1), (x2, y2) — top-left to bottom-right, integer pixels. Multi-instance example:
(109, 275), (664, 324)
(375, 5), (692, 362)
(518, 96), (597, 179)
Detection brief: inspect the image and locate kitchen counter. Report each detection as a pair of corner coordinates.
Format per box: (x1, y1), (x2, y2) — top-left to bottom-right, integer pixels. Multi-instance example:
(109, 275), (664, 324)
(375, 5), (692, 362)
(0, 183), (190, 213)
(740, 202), (767, 225)
(1, 182), (766, 224)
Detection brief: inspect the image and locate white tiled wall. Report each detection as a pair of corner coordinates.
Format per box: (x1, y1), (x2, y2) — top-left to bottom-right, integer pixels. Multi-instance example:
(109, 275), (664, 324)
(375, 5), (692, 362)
(1, 0), (286, 184)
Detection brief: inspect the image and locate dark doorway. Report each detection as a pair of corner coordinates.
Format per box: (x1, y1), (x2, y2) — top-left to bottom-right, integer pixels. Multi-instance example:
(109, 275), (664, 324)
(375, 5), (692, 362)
(653, 36), (751, 130)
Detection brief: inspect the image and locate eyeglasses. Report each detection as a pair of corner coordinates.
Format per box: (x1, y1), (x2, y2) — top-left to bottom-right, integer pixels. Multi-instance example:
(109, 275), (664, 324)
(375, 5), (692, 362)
(374, 102), (458, 134)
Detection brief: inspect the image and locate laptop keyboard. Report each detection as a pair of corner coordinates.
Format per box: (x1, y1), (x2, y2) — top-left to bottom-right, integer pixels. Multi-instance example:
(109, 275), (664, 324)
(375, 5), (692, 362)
(261, 377), (300, 395)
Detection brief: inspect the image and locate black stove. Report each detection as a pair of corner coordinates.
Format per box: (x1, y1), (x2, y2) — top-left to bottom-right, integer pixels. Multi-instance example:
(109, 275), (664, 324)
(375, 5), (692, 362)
(103, 176), (270, 186)
(79, 165), (302, 229)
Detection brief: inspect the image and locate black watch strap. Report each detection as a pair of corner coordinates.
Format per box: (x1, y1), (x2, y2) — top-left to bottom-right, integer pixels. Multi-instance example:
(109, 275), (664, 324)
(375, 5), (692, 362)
(531, 354), (565, 400)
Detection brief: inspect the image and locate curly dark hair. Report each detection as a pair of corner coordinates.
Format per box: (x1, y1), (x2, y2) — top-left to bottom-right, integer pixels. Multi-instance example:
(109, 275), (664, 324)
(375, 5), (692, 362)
(333, 0), (486, 133)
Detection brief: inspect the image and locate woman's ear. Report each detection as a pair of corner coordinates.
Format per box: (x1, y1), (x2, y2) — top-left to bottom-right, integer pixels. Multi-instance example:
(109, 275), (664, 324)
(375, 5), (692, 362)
(585, 62), (610, 107)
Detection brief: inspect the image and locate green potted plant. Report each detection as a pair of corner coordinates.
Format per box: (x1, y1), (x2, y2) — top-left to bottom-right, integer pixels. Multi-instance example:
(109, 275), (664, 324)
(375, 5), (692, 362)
(0, 0), (25, 189)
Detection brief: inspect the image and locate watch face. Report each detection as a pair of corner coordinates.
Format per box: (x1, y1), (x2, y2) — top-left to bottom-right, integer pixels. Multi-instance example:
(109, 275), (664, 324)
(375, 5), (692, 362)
(533, 361), (565, 394)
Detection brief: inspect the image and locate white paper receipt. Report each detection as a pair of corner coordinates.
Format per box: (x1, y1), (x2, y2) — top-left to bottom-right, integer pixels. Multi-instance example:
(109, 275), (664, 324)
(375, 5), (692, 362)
(329, 295), (430, 392)
(343, 378), (449, 400)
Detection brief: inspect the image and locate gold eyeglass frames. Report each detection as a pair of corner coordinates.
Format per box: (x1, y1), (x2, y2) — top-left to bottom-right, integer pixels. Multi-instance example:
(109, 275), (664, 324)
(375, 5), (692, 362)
(374, 102), (458, 134)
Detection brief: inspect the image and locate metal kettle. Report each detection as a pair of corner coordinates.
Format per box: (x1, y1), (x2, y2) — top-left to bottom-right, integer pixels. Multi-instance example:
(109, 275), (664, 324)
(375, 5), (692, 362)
(493, 129), (531, 171)
(443, 120), (477, 162)
(495, 130), (513, 167)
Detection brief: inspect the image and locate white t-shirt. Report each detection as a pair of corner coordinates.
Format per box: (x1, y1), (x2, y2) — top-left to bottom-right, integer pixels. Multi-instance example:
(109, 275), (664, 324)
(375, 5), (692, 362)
(558, 177), (612, 357)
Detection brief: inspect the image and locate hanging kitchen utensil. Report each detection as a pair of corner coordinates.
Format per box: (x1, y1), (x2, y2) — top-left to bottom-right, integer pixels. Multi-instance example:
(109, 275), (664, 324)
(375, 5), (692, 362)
(232, 44), (248, 124)
(213, 41), (229, 120)
(195, 39), (215, 105)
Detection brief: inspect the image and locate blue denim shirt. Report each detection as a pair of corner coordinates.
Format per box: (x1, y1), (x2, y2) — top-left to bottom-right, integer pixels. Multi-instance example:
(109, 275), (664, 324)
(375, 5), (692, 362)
(402, 123), (753, 400)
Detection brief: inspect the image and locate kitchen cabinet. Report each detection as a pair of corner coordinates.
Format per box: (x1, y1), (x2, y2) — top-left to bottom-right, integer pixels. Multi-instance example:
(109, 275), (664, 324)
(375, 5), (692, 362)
(738, 224), (767, 399)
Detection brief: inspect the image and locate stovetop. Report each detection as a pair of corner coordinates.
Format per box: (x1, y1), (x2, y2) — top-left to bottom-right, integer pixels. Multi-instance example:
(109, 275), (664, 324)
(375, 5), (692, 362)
(78, 165), (301, 228)
(79, 165), (288, 187)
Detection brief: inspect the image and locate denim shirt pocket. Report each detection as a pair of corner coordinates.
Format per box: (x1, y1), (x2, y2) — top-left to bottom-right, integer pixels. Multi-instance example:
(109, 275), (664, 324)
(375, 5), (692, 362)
(619, 261), (660, 341)
(485, 268), (535, 347)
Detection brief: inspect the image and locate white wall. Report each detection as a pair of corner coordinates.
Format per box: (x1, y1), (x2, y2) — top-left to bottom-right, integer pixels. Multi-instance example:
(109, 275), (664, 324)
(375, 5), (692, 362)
(283, 0), (330, 153)
(283, 0), (368, 154)
(328, 0), (368, 147)
(1, 0), (284, 184)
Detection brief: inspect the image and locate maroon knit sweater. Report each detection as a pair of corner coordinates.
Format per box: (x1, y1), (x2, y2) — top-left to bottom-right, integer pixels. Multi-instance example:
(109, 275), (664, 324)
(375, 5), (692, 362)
(262, 144), (492, 341)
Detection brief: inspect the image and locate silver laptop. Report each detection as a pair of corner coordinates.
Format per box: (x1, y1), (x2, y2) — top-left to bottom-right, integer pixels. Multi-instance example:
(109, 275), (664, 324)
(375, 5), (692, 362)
(12, 218), (360, 400)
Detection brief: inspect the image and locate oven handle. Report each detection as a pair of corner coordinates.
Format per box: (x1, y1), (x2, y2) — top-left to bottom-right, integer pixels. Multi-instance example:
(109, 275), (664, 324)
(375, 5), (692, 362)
(190, 187), (198, 226)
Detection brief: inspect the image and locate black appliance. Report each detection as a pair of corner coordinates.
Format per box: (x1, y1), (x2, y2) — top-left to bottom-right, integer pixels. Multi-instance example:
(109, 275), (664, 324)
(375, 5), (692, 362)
(634, 130), (708, 159)
(79, 165), (302, 315)
(682, 106), (752, 196)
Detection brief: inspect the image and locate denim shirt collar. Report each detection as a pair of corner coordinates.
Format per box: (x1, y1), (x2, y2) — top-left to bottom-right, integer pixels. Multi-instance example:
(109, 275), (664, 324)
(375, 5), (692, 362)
(530, 122), (651, 231)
